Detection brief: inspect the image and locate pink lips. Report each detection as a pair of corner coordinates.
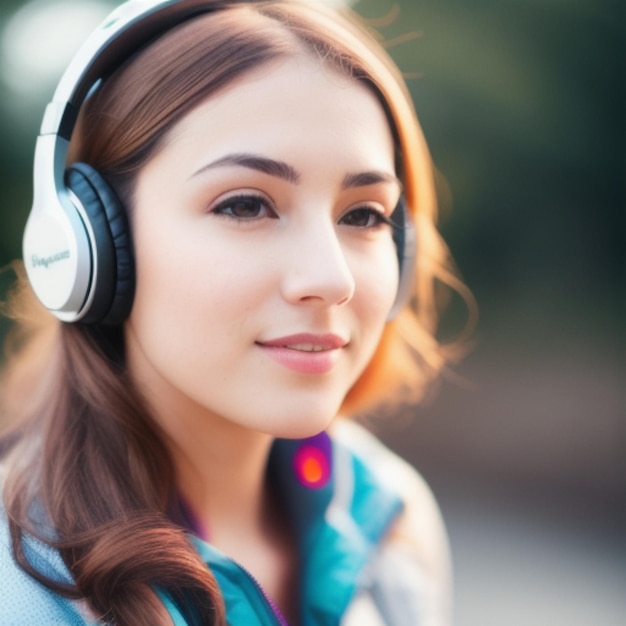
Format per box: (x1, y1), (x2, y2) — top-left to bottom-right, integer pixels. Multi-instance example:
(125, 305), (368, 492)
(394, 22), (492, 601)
(256, 333), (348, 374)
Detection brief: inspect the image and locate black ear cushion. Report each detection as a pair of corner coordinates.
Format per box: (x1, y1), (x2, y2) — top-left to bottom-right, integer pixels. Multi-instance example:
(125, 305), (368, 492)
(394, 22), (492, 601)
(388, 197), (416, 318)
(65, 163), (135, 325)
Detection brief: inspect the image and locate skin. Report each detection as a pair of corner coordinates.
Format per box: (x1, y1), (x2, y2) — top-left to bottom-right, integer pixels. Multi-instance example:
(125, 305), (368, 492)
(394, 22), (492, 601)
(124, 51), (401, 620)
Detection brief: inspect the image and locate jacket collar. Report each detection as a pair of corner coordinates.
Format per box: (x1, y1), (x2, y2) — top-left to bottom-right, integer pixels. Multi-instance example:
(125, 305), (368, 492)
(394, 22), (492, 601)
(192, 431), (403, 625)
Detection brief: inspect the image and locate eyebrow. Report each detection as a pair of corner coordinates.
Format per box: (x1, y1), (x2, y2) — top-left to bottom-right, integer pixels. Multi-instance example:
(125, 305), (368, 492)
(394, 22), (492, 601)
(191, 152), (402, 190)
(341, 170), (402, 190)
(191, 153), (300, 183)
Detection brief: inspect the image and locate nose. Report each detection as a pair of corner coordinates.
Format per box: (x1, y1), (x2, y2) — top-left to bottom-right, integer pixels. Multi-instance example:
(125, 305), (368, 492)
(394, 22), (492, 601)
(280, 220), (355, 308)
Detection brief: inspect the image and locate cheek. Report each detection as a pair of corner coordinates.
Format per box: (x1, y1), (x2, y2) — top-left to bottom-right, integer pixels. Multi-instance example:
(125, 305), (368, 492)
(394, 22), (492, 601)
(128, 221), (296, 399)
(347, 240), (400, 375)
(354, 240), (400, 319)
(131, 231), (264, 340)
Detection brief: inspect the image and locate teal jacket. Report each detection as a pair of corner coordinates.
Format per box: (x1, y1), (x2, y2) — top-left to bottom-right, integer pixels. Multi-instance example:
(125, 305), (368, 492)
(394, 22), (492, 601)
(1, 427), (430, 625)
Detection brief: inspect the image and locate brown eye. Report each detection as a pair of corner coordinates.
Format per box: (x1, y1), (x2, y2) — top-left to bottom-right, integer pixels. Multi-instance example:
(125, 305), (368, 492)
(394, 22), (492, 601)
(212, 195), (276, 220)
(339, 207), (391, 228)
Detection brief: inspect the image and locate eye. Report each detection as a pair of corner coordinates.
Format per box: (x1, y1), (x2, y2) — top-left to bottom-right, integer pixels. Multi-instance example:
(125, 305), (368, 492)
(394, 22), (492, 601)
(210, 194), (277, 220)
(339, 206), (392, 228)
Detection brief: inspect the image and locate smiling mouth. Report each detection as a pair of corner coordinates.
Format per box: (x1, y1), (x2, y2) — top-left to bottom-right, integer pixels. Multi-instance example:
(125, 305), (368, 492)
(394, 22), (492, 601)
(255, 334), (348, 374)
(257, 333), (347, 350)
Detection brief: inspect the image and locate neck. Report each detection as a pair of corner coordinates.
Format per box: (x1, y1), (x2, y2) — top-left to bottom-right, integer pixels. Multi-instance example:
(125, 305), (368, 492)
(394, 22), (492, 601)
(165, 413), (275, 544)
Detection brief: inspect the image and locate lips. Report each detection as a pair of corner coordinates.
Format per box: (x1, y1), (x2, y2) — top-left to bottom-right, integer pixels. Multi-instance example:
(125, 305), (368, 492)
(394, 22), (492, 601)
(259, 333), (347, 350)
(256, 333), (348, 374)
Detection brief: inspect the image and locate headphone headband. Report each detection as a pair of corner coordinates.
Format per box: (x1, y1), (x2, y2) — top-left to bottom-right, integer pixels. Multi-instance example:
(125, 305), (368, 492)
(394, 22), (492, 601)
(42, 0), (215, 141)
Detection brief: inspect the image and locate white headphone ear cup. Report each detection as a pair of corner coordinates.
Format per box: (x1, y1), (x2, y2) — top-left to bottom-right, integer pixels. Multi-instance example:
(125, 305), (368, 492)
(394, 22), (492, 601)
(22, 197), (93, 320)
(65, 164), (135, 325)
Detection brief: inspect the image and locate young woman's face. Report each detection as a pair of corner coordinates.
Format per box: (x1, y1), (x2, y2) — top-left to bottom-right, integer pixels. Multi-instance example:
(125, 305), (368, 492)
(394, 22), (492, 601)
(125, 53), (401, 440)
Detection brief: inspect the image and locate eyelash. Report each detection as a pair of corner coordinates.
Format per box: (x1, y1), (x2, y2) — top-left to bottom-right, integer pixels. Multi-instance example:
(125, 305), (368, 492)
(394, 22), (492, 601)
(339, 206), (393, 229)
(210, 193), (393, 229)
(210, 193), (276, 221)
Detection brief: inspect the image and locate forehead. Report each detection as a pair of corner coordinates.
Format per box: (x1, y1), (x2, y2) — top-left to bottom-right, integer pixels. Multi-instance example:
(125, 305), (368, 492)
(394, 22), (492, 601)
(159, 52), (395, 170)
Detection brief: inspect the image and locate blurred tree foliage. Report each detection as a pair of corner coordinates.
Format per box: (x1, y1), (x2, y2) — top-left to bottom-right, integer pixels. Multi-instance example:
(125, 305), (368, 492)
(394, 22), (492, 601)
(357, 0), (624, 344)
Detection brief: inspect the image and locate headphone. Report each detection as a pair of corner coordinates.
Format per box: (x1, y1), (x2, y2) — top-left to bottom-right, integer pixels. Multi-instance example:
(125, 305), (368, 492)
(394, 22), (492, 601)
(23, 0), (416, 325)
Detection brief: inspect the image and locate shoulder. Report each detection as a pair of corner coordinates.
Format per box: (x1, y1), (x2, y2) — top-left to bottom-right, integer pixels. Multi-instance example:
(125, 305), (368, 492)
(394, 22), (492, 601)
(330, 418), (452, 626)
(0, 504), (93, 625)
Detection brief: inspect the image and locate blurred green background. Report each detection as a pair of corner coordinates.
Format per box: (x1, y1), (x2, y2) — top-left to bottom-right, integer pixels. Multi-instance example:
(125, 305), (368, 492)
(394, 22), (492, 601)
(0, 0), (624, 624)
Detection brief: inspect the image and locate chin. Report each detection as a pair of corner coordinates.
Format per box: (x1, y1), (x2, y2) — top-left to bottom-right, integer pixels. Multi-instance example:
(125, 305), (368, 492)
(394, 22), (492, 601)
(259, 404), (341, 441)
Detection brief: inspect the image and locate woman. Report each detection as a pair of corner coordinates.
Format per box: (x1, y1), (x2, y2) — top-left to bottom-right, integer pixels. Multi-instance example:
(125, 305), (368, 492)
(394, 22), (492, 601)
(0, 0), (469, 624)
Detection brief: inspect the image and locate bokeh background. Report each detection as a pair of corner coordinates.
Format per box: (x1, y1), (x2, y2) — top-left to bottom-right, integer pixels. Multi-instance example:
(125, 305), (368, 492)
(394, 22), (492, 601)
(0, 0), (624, 624)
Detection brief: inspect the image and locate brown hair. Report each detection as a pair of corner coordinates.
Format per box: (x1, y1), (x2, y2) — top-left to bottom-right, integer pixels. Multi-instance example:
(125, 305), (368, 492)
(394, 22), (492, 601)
(1, 1), (473, 624)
